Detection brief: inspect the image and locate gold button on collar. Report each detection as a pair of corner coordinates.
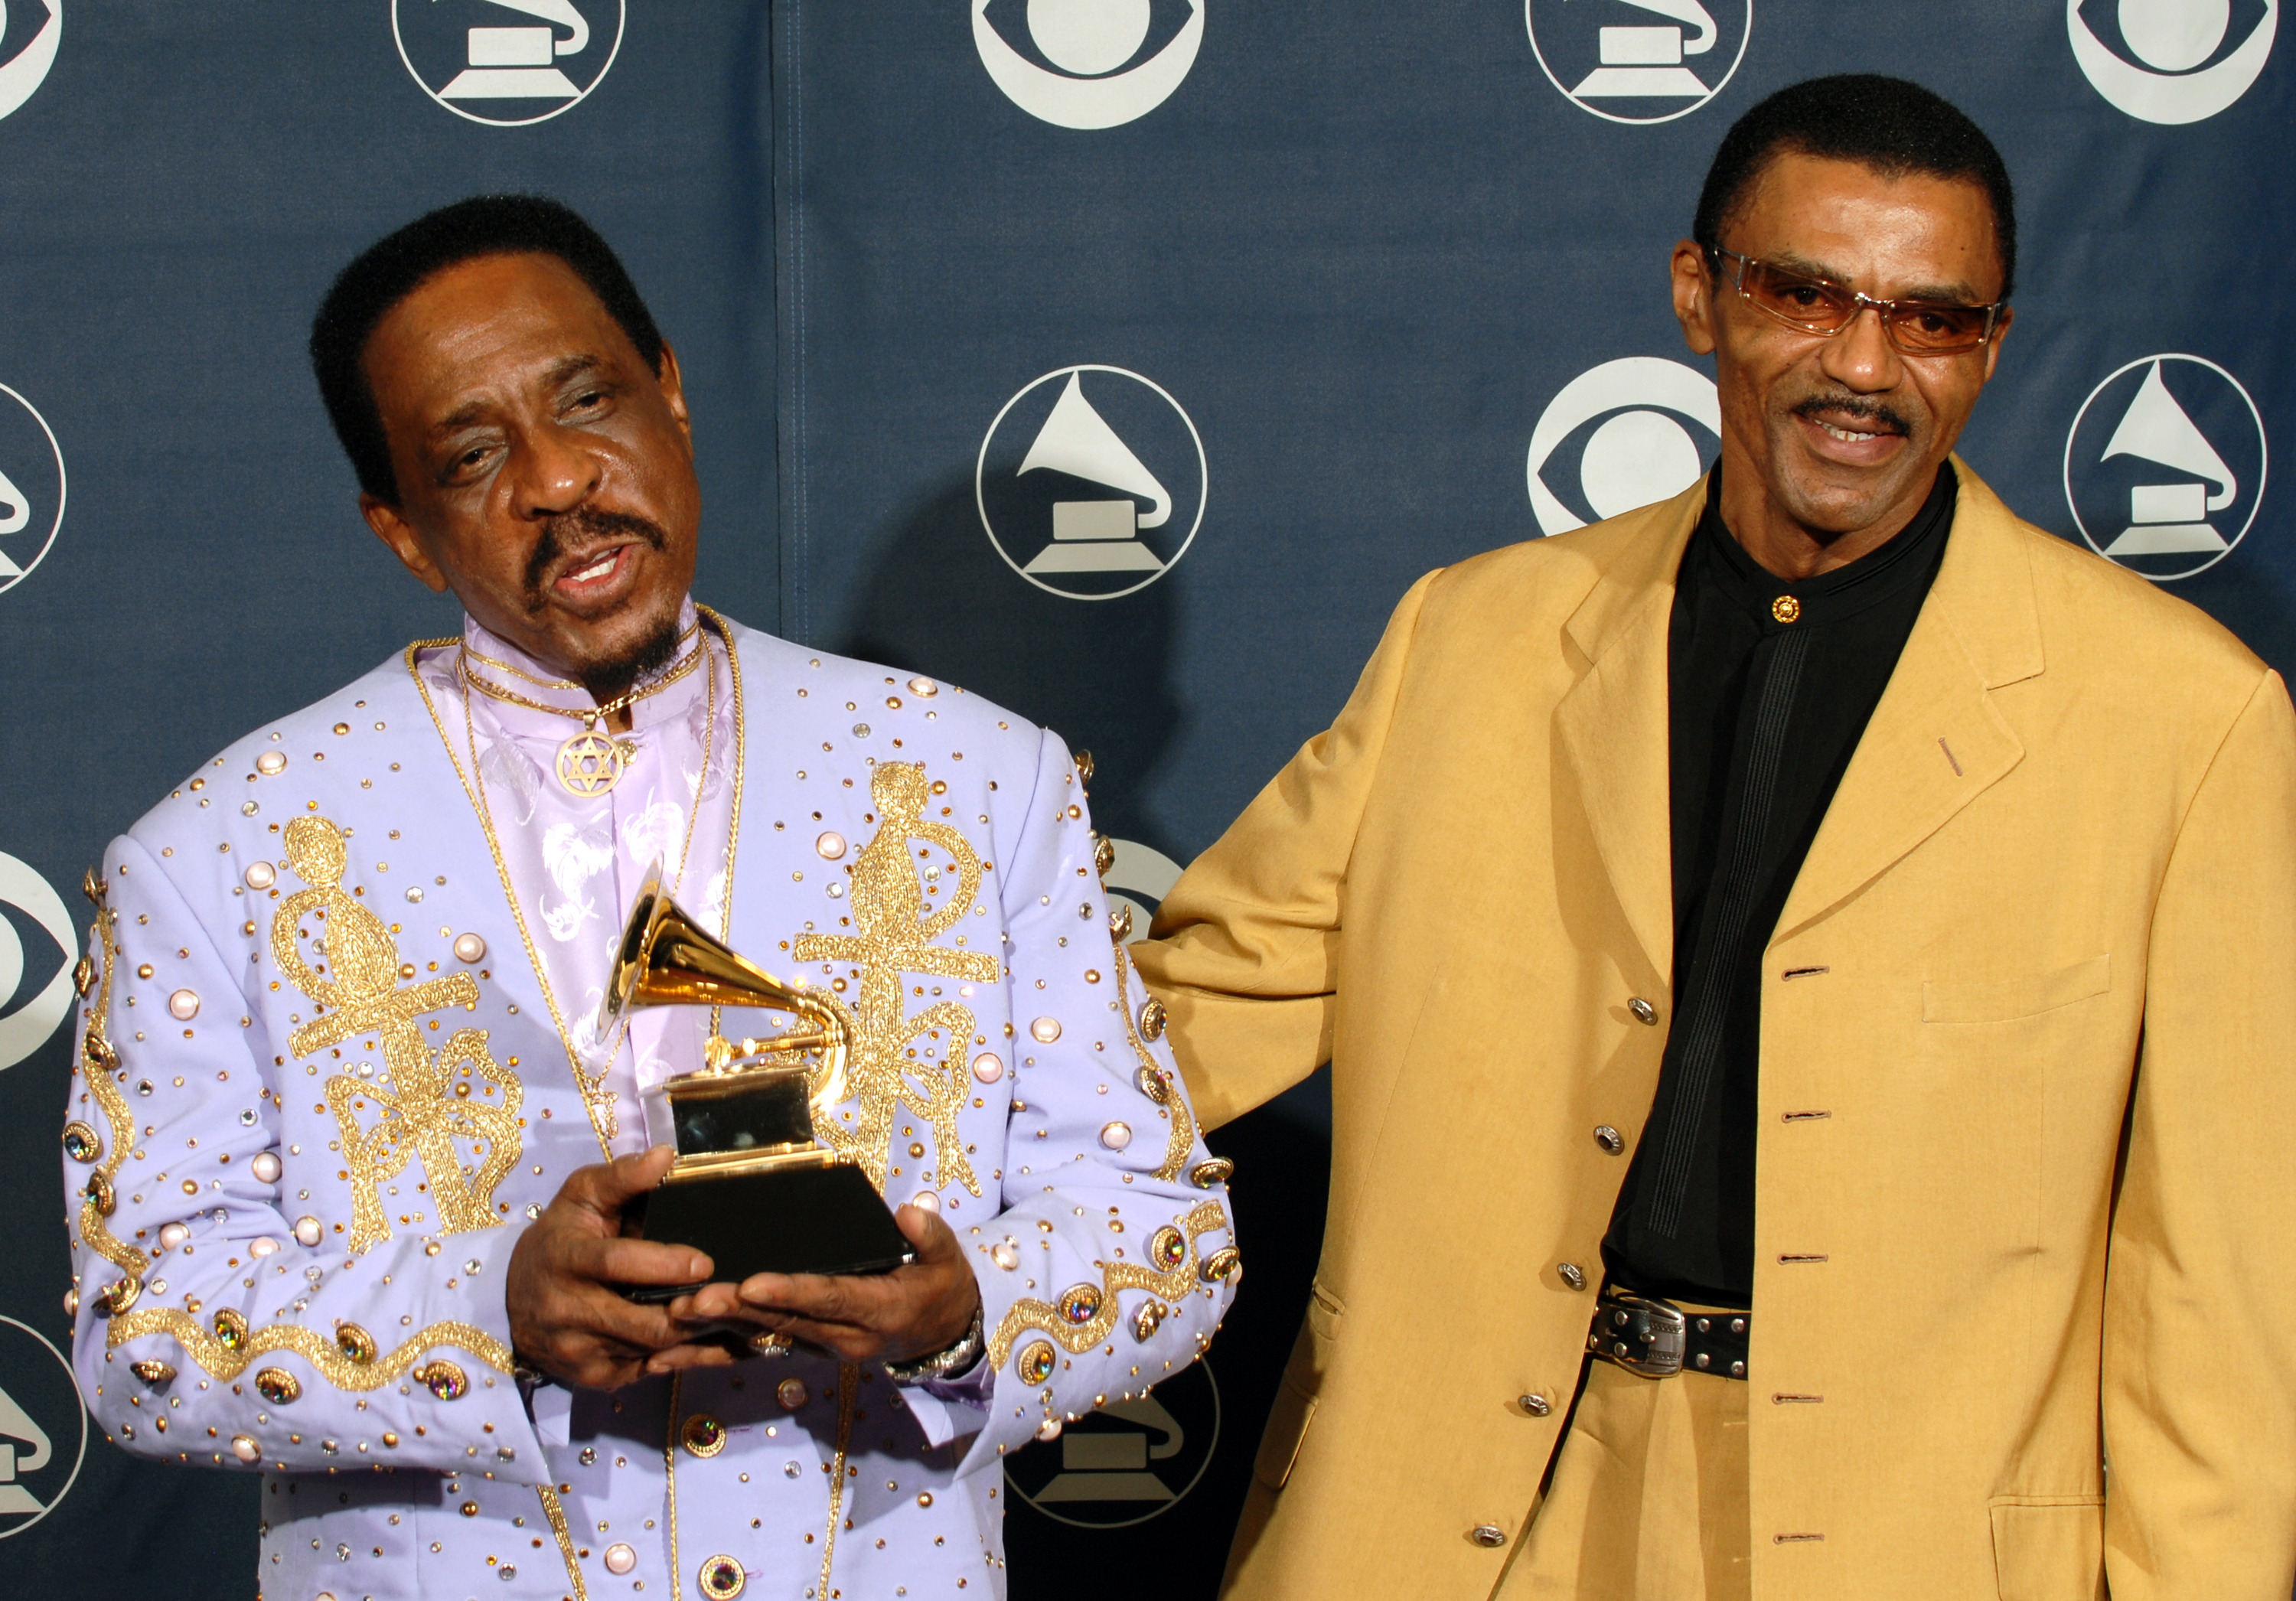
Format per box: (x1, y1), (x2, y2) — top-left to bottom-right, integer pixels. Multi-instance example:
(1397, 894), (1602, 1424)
(1771, 595), (1802, 624)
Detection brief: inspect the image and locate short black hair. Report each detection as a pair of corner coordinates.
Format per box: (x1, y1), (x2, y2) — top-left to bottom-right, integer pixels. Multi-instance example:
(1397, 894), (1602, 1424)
(1693, 74), (2016, 302)
(309, 194), (664, 504)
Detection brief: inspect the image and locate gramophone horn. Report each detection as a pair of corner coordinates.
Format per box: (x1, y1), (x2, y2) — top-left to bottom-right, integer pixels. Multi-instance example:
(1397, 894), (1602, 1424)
(597, 859), (851, 1108)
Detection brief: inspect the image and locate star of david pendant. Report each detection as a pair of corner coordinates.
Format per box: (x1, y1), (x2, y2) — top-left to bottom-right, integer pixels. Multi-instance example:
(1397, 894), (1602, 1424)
(557, 727), (636, 797)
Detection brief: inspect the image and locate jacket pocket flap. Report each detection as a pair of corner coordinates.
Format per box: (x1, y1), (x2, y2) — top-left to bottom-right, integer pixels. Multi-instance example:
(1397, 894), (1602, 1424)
(1988, 1496), (2104, 1601)
(1924, 956), (2110, 1025)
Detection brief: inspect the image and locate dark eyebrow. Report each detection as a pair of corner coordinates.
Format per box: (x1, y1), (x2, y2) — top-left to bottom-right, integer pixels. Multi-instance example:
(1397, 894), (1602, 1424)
(1766, 249), (1986, 306)
(429, 354), (613, 436)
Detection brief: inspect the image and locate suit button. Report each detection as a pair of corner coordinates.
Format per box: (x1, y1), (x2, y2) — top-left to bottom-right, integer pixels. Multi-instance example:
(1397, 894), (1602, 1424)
(1558, 1262), (1587, 1292)
(1520, 1393), (1551, 1417)
(1629, 998), (1658, 1025)
(680, 1414), (727, 1458)
(1593, 1125), (1624, 1154)
(1469, 1524), (1508, 1548)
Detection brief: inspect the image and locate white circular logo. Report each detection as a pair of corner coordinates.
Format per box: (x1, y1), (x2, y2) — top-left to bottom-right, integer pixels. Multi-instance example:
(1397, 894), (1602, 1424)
(1527, 357), (1719, 536)
(978, 365), (1206, 601)
(1526, 0), (1750, 125)
(0, 851), (76, 1073)
(1103, 838), (1183, 941)
(974, 0), (1203, 129)
(2064, 353), (2268, 582)
(0, 2), (60, 122)
(1006, 1358), (1219, 1528)
(0, 383), (64, 598)
(2069, 0), (2277, 123)
(393, 0), (625, 127)
(0, 1315), (89, 1540)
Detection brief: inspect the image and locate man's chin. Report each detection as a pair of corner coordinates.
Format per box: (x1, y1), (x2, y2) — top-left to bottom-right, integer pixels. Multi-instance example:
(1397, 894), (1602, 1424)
(533, 594), (684, 691)
(1769, 439), (1936, 537)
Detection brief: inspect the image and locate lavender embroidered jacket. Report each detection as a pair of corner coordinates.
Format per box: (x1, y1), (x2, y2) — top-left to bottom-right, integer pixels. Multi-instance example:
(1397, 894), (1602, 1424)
(58, 613), (1237, 1601)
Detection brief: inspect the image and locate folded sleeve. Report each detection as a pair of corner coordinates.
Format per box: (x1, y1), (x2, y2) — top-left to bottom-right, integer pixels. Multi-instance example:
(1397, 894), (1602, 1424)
(951, 728), (1239, 1473)
(1130, 569), (1439, 1128)
(62, 835), (545, 1482)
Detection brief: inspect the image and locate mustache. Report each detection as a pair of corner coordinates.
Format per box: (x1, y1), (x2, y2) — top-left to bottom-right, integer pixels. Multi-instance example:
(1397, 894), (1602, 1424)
(1788, 392), (1913, 437)
(521, 507), (670, 611)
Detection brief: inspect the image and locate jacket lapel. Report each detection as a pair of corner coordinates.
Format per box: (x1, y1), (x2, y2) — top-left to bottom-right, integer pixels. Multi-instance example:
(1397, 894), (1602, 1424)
(1554, 483), (1703, 987)
(1773, 461), (2045, 940)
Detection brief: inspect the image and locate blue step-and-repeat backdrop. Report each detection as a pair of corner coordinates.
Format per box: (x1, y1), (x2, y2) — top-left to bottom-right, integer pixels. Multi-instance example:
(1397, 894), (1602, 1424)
(0, 3), (2284, 1596)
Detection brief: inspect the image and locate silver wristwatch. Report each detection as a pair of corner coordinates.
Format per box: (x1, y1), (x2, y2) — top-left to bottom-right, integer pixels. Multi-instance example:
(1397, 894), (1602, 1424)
(882, 1303), (986, 1384)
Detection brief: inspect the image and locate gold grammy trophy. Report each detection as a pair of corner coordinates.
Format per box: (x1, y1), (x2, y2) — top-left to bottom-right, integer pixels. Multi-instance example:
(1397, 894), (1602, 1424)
(600, 862), (916, 1302)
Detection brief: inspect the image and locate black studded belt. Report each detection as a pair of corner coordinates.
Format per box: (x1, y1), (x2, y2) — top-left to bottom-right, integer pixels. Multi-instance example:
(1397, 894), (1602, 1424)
(1587, 1290), (1748, 1380)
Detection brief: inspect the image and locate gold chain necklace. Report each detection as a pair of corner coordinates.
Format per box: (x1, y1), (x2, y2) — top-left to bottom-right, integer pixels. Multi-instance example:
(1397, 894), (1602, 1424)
(408, 608), (748, 1158)
(463, 636), (713, 1134)
(460, 639), (705, 799)
(463, 619), (703, 691)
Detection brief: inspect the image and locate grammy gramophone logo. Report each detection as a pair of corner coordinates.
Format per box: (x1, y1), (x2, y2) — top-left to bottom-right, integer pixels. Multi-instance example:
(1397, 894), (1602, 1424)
(2063, 353), (2268, 582)
(977, 364), (1207, 601)
(1526, 0), (1752, 125)
(0, 382), (66, 599)
(1006, 1358), (1221, 1528)
(0, 1316), (86, 1541)
(393, 0), (625, 126)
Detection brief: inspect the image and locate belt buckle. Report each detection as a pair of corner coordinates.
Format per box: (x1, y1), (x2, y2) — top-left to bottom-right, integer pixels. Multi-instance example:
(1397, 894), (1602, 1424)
(1593, 1290), (1688, 1378)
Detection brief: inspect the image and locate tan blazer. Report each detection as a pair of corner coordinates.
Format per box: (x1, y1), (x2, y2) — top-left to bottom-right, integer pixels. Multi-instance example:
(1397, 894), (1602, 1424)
(1131, 464), (2296, 1600)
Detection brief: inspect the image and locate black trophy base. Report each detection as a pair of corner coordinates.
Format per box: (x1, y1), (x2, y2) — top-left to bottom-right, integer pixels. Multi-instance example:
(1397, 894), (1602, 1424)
(621, 1159), (916, 1303)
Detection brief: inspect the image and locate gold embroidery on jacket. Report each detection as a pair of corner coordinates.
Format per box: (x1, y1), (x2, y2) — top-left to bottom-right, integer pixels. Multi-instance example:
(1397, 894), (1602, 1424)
(536, 1485), (590, 1601)
(1111, 944), (1195, 1182)
(77, 898), (151, 1297)
(105, 1307), (510, 1387)
(987, 1199), (1230, 1366)
(793, 763), (999, 1195)
(274, 814), (522, 1253)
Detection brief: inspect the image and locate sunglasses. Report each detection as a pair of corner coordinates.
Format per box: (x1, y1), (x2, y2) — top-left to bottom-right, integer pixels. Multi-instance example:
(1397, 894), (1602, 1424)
(1707, 247), (2005, 355)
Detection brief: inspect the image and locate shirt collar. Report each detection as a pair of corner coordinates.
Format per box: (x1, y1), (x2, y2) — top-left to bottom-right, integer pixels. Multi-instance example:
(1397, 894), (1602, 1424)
(458, 596), (708, 736)
(1691, 462), (1957, 632)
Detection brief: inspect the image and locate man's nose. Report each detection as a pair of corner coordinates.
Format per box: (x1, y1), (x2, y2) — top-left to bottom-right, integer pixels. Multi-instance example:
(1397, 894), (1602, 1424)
(1817, 305), (1903, 394)
(507, 421), (600, 519)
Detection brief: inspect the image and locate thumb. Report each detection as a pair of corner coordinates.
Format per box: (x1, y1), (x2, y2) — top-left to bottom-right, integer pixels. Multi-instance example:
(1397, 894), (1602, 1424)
(587, 1145), (677, 1209)
(893, 1202), (956, 1260)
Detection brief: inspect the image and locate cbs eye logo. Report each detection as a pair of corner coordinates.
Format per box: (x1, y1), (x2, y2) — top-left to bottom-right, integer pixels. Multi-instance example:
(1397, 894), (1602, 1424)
(1526, 357), (1720, 536)
(2069, 0), (2278, 124)
(973, 0), (1205, 129)
(0, 2), (60, 122)
(0, 851), (76, 1073)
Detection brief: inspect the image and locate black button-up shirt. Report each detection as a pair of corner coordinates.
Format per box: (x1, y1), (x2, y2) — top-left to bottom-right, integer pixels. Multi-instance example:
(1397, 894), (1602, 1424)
(1600, 463), (1956, 1308)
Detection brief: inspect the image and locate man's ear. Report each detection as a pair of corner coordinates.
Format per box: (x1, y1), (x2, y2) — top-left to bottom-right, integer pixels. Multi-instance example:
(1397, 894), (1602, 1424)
(361, 494), (452, 594)
(655, 340), (693, 446)
(1672, 240), (1717, 357)
(1979, 304), (2014, 385)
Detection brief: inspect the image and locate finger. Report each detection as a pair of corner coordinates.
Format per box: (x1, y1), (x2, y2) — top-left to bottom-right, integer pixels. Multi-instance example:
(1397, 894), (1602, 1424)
(557, 1146), (678, 1218)
(558, 1233), (713, 1289)
(735, 1270), (872, 1324)
(674, 1283), (787, 1324)
(644, 1340), (741, 1375)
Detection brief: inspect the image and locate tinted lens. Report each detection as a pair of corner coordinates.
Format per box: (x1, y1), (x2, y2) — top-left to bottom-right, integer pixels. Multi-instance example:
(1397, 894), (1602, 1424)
(1884, 301), (1989, 352)
(1738, 259), (1855, 331)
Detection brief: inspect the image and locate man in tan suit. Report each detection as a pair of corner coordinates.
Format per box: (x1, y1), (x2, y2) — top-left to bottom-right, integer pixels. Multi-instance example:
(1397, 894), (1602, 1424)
(1131, 74), (2296, 1600)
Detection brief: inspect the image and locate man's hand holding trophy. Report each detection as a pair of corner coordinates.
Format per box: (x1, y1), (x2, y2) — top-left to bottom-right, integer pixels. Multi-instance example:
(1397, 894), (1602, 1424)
(505, 860), (984, 1389)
